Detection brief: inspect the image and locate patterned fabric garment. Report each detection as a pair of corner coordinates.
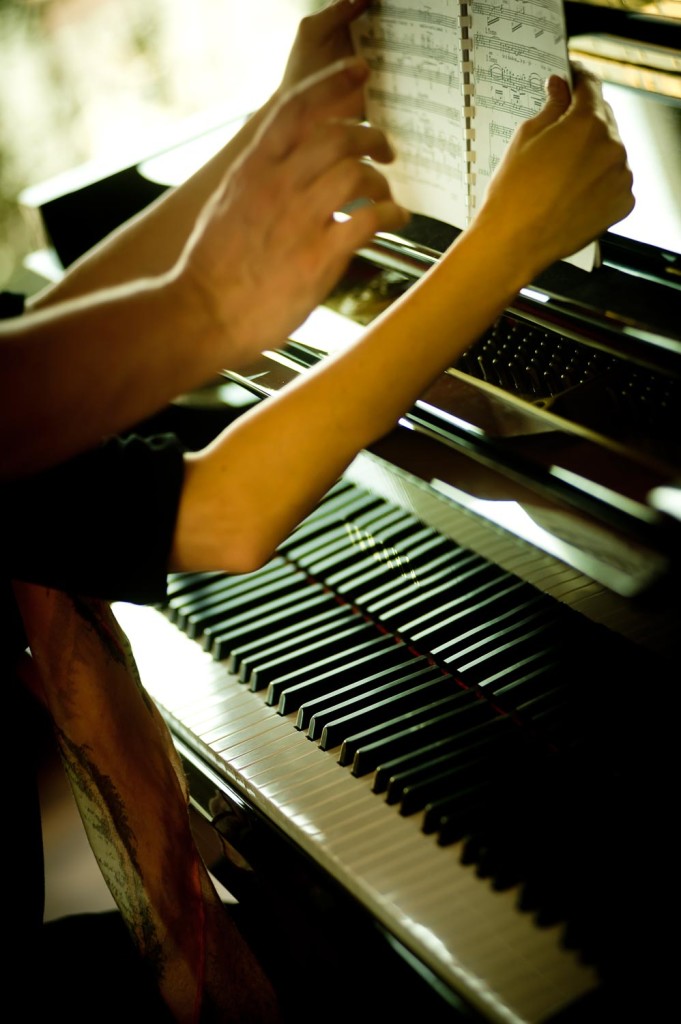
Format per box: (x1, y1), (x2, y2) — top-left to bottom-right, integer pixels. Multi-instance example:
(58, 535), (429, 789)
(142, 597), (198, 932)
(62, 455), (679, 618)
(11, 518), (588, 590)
(12, 580), (280, 1023)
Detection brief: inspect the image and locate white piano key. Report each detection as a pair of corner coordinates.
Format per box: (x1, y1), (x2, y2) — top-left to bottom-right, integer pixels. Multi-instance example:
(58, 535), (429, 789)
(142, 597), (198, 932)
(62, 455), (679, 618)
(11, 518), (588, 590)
(114, 600), (600, 1024)
(198, 705), (283, 748)
(204, 717), (300, 761)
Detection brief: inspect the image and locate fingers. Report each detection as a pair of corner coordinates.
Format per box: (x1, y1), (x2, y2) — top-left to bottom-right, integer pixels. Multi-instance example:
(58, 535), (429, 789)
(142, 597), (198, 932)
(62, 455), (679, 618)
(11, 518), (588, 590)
(571, 63), (625, 141)
(262, 56), (371, 162)
(523, 65), (608, 139)
(287, 53), (369, 103)
(279, 0), (372, 97)
(564, 64), (621, 140)
(248, 56), (397, 221)
(475, 59), (635, 274)
(322, 0), (373, 33)
(569, 67), (633, 204)
(543, 73), (571, 112)
(295, 0), (371, 50)
(292, 121), (395, 194)
(569, 64), (609, 124)
(330, 198), (412, 254)
(303, 156), (402, 227)
(520, 73), (571, 140)
(187, 47), (407, 345)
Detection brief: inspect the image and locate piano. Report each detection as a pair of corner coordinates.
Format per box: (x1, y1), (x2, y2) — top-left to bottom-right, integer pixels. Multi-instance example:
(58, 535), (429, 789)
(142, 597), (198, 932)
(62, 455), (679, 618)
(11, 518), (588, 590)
(24, 2), (681, 1020)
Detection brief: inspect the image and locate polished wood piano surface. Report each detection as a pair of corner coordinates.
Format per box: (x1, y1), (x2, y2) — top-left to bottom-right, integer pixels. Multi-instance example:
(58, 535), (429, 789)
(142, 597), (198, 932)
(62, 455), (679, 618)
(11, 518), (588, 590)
(27, 1), (681, 1019)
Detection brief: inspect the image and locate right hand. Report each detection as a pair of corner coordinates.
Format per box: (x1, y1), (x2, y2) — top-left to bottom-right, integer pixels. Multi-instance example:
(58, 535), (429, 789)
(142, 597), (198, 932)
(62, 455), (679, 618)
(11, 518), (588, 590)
(472, 66), (635, 277)
(178, 56), (409, 368)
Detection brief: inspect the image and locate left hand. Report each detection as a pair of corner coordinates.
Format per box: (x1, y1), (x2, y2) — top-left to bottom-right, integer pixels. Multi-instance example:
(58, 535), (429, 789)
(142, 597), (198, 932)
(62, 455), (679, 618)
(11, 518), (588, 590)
(278, 0), (372, 97)
(471, 65), (634, 278)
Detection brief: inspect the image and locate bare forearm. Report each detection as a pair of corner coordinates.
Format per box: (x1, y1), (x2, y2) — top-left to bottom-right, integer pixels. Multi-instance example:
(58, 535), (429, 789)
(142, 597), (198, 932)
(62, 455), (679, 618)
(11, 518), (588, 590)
(27, 99), (276, 310)
(4, 58), (403, 481)
(172, 68), (635, 576)
(2, 271), (220, 480)
(26, 0), (371, 310)
(172, 221), (523, 574)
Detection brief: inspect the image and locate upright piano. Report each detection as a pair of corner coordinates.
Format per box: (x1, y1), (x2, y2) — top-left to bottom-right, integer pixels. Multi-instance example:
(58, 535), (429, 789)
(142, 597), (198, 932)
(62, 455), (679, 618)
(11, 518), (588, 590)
(26, 2), (681, 1020)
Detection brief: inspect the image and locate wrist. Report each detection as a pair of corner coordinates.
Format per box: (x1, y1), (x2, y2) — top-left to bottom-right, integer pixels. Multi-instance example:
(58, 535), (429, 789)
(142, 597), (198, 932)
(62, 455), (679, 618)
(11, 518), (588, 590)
(459, 211), (539, 298)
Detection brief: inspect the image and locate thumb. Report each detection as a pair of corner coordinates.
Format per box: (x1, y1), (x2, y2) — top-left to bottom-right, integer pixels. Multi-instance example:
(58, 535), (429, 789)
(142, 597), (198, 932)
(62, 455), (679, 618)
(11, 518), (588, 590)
(525, 74), (571, 134)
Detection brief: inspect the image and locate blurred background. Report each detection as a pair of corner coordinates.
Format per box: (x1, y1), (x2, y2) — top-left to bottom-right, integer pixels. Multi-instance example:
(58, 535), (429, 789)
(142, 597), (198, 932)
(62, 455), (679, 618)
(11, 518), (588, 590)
(0, 0), (319, 290)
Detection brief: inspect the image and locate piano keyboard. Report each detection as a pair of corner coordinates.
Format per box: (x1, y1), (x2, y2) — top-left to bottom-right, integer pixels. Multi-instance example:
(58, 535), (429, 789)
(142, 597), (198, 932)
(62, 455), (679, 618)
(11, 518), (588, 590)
(114, 476), (664, 1023)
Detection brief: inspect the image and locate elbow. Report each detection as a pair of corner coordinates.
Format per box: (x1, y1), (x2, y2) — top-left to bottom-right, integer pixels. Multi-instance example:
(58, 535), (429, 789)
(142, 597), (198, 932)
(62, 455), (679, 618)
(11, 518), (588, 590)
(217, 536), (279, 577)
(170, 517), (279, 577)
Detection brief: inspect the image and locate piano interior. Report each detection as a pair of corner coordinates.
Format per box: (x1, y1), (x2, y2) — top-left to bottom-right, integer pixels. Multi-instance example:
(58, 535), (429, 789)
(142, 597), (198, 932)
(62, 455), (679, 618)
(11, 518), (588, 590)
(24, 1), (681, 1020)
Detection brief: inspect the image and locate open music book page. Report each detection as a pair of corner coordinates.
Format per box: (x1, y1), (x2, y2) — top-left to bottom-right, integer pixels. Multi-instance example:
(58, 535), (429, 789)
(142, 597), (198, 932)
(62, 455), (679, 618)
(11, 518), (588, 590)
(351, 0), (599, 271)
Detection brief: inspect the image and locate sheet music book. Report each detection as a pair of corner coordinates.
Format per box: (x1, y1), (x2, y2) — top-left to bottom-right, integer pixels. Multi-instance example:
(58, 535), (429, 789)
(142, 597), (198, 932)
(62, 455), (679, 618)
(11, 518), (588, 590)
(351, 0), (599, 270)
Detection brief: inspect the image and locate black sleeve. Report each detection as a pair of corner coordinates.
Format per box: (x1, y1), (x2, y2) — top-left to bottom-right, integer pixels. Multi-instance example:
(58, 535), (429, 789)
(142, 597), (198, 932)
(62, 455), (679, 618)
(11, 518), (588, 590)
(0, 290), (26, 318)
(2, 433), (186, 604)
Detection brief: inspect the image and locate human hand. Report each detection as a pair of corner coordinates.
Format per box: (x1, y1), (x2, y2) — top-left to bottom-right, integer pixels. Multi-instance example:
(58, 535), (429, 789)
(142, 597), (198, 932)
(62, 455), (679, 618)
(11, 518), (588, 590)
(178, 56), (409, 367)
(278, 0), (372, 98)
(472, 66), (635, 278)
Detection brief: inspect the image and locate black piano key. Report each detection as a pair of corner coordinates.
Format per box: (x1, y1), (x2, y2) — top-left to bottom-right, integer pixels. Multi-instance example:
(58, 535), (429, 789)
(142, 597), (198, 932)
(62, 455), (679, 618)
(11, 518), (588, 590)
(453, 616), (562, 687)
(289, 527), (359, 572)
(285, 502), (394, 570)
(433, 603), (558, 676)
(465, 789), (564, 896)
(269, 632), (395, 706)
(332, 527), (446, 600)
(425, 778), (498, 841)
(355, 542), (470, 614)
(342, 691), (496, 775)
(272, 636), (413, 713)
(165, 570), (224, 602)
(208, 581), (327, 662)
(318, 670), (453, 750)
(388, 561), (510, 641)
(402, 752), (504, 819)
(295, 657), (431, 732)
(402, 580), (533, 658)
(479, 654), (563, 707)
(399, 726), (540, 821)
(476, 654), (569, 732)
(513, 687), (582, 751)
(325, 518), (432, 591)
(461, 757), (581, 913)
(371, 555), (499, 635)
(305, 506), (416, 580)
(350, 704), (499, 774)
(250, 618), (377, 691)
(273, 636), (414, 714)
(168, 574), (236, 623)
(371, 716), (508, 794)
(191, 567), (313, 644)
(304, 660), (437, 739)
(277, 486), (380, 555)
(178, 560), (297, 637)
(461, 830), (524, 892)
(232, 599), (354, 678)
(169, 557), (288, 627)
(384, 716), (517, 806)
(412, 578), (533, 653)
(432, 739), (553, 846)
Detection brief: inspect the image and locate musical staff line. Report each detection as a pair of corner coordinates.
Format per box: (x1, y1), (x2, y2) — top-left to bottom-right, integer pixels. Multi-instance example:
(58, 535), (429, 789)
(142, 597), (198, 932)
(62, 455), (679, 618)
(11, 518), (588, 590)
(350, 0), (593, 266)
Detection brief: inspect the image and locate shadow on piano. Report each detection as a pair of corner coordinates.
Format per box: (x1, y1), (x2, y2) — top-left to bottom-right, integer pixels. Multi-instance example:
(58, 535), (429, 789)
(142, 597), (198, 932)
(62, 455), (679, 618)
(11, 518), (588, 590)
(23, 2), (681, 1019)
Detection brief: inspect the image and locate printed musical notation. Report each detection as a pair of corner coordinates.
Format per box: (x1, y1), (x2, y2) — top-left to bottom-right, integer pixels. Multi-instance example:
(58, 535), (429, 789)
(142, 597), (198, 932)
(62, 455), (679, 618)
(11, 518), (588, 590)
(352, 1), (467, 225)
(351, 0), (598, 268)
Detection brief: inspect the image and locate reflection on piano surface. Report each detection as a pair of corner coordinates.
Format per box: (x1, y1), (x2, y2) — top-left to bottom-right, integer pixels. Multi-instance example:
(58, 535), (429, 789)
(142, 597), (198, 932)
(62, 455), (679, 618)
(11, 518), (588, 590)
(26, 1), (681, 1019)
